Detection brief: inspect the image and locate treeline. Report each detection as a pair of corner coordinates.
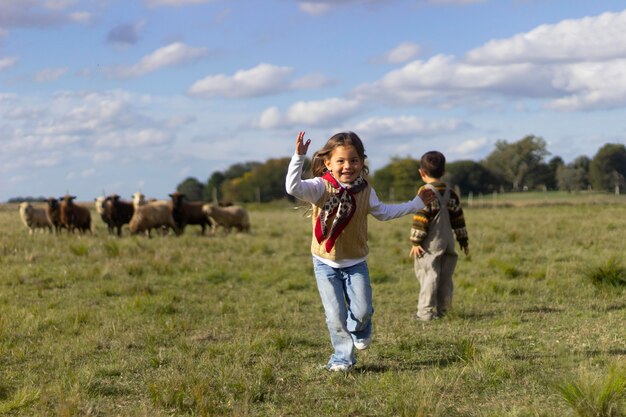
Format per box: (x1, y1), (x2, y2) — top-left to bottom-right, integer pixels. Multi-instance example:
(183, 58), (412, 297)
(176, 135), (625, 203)
(9, 136), (624, 204)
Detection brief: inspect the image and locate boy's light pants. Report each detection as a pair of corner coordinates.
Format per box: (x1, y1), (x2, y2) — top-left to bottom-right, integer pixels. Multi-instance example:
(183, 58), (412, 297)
(414, 251), (457, 320)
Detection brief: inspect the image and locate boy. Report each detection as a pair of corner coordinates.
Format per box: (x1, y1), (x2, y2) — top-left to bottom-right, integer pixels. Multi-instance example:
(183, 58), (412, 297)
(409, 151), (469, 321)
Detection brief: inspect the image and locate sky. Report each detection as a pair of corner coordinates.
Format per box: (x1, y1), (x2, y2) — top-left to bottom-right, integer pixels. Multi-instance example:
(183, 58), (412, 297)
(2, 0), (626, 202)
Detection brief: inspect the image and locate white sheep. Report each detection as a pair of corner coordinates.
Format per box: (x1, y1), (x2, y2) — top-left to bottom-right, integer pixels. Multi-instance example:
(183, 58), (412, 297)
(19, 202), (53, 234)
(131, 192), (147, 209)
(202, 204), (250, 234)
(128, 200), (178, 237)
(95, 196), (114, 234)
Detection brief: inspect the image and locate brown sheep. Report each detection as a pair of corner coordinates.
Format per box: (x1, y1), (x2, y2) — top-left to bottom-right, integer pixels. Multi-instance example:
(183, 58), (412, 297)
(19, 202), (53, 234)
(128, 200), (178, 238)
(169, 192), (212, 235)
(45, 197), (62, 234)
(59, 195), (92, 234)
(202, 204), (250, 234)
(105, 194), (134, 237)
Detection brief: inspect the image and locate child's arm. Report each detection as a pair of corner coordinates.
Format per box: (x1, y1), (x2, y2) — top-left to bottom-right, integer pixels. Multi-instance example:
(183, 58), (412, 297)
(285, 131), (325, 204)
(408, 185), (434, 257)
(449, 189), (469, 255)
(369, 187), (435, 221)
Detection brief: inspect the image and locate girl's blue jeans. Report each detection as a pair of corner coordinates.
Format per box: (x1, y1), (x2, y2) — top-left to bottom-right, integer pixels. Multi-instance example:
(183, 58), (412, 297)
(312, 257), (373, 367)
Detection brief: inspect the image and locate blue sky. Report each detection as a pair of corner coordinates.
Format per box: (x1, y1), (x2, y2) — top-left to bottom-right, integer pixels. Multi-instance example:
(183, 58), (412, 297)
(2, 0), (626, 202)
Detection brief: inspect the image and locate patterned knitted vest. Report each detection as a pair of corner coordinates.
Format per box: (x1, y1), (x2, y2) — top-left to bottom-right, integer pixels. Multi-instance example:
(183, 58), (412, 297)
(311, 180), (371, 261)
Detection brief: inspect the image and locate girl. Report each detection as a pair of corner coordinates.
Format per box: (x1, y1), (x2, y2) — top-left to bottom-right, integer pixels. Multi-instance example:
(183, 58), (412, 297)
(285, 131), (435, 372)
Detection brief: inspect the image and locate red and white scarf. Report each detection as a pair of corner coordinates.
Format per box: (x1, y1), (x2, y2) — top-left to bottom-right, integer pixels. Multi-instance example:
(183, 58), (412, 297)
(314, 171), (368, 252)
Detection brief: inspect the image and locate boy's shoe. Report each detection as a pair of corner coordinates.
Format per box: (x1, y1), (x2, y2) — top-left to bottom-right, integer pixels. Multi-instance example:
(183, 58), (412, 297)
(326, 363), (353, 372)
(354, 337), (371, 351)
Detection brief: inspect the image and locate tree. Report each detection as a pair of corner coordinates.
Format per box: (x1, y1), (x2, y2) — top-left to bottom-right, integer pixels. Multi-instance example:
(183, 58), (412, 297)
(206, 161), (263, 203)
(390, 158), (422, 201)
(224, 162), (262, 180)
(369, 164), (394, 201)
(206, 171), (225, 202)
(444, 160), (501, 195)
(589, 143), (626, 192)
(556, 155), (590, 192)
(176, 177), (206, 201)
(556, 165), (587, 192)
(482, 135), (550, 191)
(222, 158), (293, 203)
(370, 157), (421, 201)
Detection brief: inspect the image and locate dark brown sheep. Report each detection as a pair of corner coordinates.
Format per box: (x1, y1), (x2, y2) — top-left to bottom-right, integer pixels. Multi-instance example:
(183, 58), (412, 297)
(59, 195), (92, 234)
(169, 192), (212, 235)
(105, 194), (134, 237)
(45, 197), (62, 234)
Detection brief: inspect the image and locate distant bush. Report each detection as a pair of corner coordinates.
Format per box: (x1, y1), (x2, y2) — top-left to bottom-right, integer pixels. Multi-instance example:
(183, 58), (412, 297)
(7, 196), (47, 203)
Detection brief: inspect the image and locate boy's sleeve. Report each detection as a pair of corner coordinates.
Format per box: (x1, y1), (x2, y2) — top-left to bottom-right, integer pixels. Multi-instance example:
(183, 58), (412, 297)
(449, 189), (468, 247)
(409, 185), (430, 246)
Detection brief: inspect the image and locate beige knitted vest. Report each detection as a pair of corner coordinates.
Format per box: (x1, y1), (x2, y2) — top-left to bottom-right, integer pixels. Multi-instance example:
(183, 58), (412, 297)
(311, 180), (371, 261)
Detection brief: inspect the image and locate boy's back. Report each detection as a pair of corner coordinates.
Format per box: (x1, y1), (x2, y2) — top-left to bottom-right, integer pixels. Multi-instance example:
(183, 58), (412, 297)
(409, 151), (469, 321)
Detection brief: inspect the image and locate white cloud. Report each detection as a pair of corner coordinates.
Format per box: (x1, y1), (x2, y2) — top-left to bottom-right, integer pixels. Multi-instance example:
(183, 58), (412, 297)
(290, 73), (332, 90)
(453, 137), (489, 154)
(296, 0), (388, 15)
(34, 67), (68, 83)
(0, 0), (89, 28)
(353, 9), (626, 111)
(68, 11), (91, 24)
(353, 115), (469, 137)
(34, 154), (63, 168)
(467, 10), (626, 65)
(189, 63), (293, 98)
(384, 42), (422, 64)
(105, 42), (207, 79)
(93, 151), (115, 163)
(188, 63), (330, 99)
(257, 98), (362, 129)
(81, 168), (95, 178)
(0, 57), (18, 70)
(94, 129), (174, 149)
(548, 59), (626, 111)
(298, 3), (333, 15)
(0, 90), (179, 172)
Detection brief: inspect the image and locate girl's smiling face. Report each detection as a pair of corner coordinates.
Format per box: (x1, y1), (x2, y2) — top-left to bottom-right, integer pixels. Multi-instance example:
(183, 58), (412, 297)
(324, 145), (364, 183)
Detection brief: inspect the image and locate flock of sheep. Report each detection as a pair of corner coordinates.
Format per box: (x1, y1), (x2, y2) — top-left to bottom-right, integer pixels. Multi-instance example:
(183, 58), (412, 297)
(17, 192), (250, 237)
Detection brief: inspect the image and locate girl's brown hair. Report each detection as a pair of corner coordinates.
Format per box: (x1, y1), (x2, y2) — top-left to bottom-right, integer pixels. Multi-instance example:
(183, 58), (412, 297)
(311, 131), (369, 177)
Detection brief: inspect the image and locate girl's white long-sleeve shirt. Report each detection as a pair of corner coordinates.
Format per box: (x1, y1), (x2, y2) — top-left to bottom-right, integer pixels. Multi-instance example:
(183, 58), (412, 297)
(285, 153), (427, 267)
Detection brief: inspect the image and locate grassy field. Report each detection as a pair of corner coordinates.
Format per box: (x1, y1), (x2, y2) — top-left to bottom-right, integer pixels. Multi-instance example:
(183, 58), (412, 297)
(0, 194), (625, 416)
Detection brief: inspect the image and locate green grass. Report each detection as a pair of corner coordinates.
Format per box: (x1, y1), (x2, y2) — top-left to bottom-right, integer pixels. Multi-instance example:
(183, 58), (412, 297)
(585, 258), (626, 288)
(0, 195), (625, 416)
(558, 366), (626, 417)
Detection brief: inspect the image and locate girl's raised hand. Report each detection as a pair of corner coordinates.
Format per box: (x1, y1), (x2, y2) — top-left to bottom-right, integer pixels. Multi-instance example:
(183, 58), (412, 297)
(296, 131), (311, 155)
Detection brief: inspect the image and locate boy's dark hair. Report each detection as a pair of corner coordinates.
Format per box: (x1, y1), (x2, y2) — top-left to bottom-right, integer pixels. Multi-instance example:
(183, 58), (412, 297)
(420, 151), (446, 179)
(311, 131), (369, 177)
